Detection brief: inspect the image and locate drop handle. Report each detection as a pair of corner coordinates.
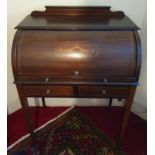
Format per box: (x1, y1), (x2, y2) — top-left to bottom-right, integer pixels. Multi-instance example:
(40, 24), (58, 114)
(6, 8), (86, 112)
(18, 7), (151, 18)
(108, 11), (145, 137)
(46, 89), (50, 95)
(104, 78), (108, 83)
(74, 70), (79, 76)
(45, 77), (49, 83)
(102, 89), (106, 95)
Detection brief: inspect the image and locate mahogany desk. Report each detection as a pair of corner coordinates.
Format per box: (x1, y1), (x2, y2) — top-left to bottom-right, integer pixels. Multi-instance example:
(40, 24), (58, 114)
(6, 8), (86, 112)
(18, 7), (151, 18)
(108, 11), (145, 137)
(12, 6), (141, 146)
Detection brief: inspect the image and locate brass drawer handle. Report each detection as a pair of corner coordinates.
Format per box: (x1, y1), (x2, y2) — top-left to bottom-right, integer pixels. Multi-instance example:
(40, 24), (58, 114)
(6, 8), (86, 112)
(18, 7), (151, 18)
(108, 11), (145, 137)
(74, 70), (79, 76)
(102, 89), (106, 95)
(104, 78), (108, 83)
(45, 77), (49, 82)
(46, 89), (50, 95)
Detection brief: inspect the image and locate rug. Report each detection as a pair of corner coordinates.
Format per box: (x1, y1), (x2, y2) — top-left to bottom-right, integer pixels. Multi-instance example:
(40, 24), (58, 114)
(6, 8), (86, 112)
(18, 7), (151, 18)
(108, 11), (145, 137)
(8, 107), (124, 155)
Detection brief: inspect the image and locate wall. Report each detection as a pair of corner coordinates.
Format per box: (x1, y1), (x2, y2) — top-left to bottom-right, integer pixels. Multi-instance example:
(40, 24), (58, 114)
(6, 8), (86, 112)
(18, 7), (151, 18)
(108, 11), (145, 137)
(7, 0), (147, 115)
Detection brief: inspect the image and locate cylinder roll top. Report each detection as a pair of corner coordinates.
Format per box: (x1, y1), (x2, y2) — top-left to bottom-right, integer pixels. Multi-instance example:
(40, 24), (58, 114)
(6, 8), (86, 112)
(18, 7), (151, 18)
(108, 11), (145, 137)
(12, 30), (139, 80)
(12, 6), (141, 85)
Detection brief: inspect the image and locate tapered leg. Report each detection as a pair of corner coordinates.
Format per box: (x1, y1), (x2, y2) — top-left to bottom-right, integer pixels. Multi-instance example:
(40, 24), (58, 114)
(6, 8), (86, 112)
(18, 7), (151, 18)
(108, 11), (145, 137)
(119, 86), (136, 146)
(42, 97), (46, 107)
(16, 85), (35, 141)
(109, 98), (113, 108)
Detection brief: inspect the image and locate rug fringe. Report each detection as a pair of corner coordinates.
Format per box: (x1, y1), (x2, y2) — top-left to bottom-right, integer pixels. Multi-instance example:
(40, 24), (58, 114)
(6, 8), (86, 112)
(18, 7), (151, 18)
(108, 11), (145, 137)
(7, 106), (75, 150)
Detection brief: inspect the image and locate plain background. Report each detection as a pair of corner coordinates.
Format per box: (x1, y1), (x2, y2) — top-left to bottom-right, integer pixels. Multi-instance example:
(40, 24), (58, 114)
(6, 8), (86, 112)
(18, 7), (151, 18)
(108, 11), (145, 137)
(7, 0), (147, 114)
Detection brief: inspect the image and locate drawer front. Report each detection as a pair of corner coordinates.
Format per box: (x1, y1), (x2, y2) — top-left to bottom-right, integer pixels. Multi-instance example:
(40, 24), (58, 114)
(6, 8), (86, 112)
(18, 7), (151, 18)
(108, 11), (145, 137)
(78, 86), (129, 98)
(22, 85), (129, 98)
(23, 85), (73, 97)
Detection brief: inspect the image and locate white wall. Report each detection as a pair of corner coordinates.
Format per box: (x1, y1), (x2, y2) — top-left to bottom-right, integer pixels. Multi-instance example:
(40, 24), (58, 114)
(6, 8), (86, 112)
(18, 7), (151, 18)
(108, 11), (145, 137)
(7, 0), (147, 114)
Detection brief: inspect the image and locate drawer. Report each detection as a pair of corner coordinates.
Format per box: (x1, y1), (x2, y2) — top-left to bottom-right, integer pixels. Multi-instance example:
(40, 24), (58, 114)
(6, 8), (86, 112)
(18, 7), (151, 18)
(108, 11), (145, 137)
(22, 85), (73, 97)
(78, 86), (129, 98)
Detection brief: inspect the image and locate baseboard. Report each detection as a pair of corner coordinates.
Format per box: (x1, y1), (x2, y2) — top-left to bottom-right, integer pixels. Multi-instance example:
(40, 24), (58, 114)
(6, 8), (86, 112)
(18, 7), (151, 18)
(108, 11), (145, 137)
(7, 98), (147, 120)
(131, 101), (147, 120)
(7, 98), (123, 114)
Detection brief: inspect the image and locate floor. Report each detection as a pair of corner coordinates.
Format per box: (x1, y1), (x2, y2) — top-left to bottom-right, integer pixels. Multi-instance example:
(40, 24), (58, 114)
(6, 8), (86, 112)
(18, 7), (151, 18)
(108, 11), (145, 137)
(7, 106), (147, 155)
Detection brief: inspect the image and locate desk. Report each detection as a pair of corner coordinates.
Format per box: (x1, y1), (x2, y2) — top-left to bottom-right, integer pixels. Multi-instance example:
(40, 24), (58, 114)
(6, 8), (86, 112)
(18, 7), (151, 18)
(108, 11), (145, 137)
(12, 6), (141, 146)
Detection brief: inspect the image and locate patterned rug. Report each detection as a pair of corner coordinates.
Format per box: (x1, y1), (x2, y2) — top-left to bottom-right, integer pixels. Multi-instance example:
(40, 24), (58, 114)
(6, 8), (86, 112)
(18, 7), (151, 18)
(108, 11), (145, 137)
(8, 107), (124, 155)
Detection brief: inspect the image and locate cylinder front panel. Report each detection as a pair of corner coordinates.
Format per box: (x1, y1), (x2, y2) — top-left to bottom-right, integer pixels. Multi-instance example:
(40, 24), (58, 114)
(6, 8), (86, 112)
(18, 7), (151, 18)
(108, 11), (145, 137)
(15, 30), (137, 78)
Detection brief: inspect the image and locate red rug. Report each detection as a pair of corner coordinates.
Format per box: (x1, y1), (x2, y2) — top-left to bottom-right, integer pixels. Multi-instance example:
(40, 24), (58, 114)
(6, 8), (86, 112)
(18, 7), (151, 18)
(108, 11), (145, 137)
(7, 106), (147, 155)
(8, 107), (123, 155)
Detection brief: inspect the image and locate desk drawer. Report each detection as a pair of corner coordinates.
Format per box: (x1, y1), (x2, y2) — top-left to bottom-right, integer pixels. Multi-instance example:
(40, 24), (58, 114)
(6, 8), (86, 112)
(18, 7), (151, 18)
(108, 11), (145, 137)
(23, 85), (73, 97)
(78, 86), (129, 98)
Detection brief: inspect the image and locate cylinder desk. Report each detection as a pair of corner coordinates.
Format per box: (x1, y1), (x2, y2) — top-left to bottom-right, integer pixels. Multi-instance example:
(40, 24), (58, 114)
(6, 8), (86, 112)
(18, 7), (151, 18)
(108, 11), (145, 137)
(11, 6), (141, 146)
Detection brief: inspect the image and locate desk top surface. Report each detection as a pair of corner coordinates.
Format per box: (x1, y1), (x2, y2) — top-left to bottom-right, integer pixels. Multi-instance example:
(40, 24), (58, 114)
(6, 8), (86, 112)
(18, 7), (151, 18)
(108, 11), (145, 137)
(16, 6), (139, 30)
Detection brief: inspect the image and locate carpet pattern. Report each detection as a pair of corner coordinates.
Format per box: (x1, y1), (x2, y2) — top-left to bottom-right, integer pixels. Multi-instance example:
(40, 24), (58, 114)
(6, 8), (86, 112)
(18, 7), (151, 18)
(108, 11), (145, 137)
(8, 106), (147, 155)
(8, 107), (123, 155)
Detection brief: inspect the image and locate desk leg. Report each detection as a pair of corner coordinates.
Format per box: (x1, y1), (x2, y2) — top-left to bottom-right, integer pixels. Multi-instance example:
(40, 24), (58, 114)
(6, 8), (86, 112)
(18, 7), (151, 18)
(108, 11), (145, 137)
(119, 86), (136, 146)
(109, 98), (113, 108)
(42, 97), (46, 107)
(16, 85), (35, 141)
